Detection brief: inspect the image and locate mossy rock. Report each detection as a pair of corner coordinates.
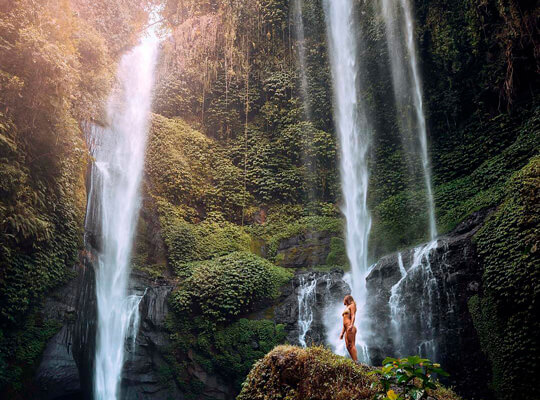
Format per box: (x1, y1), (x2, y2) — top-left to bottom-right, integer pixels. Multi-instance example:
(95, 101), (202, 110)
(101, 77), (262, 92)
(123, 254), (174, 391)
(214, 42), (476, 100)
(238, 345), (461, 400)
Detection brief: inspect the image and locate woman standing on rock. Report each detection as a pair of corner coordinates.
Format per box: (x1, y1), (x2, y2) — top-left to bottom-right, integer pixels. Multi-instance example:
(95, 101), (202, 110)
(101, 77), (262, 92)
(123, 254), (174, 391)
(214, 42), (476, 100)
(340, 294), (358, 362)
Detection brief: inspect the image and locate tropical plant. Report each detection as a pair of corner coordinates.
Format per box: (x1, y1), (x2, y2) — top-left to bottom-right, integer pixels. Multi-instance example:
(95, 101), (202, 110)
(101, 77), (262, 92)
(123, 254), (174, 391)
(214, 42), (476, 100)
(369, 356), (449, 400)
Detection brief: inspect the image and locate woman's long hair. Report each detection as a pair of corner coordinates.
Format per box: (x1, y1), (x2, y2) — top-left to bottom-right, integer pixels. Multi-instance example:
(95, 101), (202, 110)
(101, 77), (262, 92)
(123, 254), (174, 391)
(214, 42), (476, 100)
(344, 294), (355, 306)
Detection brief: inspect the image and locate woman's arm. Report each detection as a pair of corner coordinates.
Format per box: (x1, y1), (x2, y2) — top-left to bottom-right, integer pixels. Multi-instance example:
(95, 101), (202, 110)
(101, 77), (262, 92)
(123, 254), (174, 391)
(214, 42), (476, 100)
(348, 305), (356, 331)
(339, 324), (345, 339)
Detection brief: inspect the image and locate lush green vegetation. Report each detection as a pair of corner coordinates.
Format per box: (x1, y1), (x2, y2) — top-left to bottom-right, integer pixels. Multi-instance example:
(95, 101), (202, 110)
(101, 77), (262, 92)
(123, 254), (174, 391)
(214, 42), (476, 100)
(0, 0), (152, 395)
(170, 251), (291, 322)
(238, 346), (460, 400)
(161, 251), (291, 397)
(468, 156), (539, 399)
(369, 356), (450, 400)
(0, 0), (537, 398)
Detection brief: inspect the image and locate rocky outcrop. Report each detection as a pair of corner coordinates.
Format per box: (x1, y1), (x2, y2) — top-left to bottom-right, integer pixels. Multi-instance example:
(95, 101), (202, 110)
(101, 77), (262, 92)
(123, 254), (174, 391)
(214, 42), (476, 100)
(365, 210), (493, 399)
(274, 269), (350, 345)
(35, 262), (88, 400)
(275, 231), (335, 268)
(35, 265), (186, 400)
(120, 270), (184, 400)
(238, 345), (460, 400)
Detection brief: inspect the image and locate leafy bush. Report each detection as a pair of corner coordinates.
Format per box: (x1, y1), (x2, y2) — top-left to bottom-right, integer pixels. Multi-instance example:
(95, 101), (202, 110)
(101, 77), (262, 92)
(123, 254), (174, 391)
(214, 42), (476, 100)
(170, 252), (292, 323)
(369, 356), (449, 400)
(157, 203), (252, 273)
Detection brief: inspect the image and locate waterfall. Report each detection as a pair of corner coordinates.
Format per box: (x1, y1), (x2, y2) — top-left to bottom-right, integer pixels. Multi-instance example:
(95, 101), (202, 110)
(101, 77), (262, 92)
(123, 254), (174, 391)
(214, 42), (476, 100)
(85, 37), (158, 400)
(380, 0), (437, 240)
(297, 275), (318, 347)
(322, 0), (372, 362)
(389, 240), (439, 360)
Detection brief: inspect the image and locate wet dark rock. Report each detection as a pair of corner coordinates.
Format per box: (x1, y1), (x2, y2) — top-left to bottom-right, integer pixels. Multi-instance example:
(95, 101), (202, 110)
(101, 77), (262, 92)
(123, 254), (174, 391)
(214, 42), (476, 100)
(275, 231), (335, 268)
(365, 210), (493, 399)
(120, 270), (185, 400)
(274, 269), (350, 345)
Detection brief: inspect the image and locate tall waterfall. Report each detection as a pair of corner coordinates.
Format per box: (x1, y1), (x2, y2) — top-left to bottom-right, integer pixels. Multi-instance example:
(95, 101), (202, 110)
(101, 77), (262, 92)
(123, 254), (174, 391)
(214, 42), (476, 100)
(380, 0), (437, 240)
(323, 0), (372, 362)
(85, 37), (158, 400)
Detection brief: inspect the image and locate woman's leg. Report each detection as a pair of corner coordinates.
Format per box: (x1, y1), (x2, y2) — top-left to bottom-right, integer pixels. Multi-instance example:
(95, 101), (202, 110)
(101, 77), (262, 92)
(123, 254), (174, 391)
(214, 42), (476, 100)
(346, 327), (358, 362)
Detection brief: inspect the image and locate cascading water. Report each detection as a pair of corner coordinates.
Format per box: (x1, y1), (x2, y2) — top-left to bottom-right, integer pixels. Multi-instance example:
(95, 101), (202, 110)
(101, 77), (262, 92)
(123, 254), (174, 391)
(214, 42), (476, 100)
(322, 0), (372, 362)
(297, 275), (318, 347)
(85, 36), (158, 400)
(379, 0), (437, 240)
(389, 240), (439, 360)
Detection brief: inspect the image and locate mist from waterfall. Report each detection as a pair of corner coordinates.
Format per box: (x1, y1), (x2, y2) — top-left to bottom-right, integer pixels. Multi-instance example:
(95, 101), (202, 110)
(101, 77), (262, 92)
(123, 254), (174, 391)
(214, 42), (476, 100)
(380, 0), (437, 240)
(85, 37), (158, 400)
(322, 0), (372, 363)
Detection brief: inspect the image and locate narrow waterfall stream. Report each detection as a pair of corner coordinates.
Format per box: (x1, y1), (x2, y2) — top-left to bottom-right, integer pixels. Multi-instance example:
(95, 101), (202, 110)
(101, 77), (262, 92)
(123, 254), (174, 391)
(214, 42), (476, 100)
(380, 0), (437, 240)
(297, 275), (318, 347)
(85, 37), (158, 400)
(388, 241), (439, 359)
(322, 0), (372, 362)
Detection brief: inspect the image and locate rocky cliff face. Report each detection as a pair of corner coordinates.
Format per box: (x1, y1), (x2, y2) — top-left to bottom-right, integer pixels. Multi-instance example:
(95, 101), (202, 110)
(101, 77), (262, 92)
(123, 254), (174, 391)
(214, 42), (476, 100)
(365, 210), (493, 399)
(275, 231), (334, 268)
(275, 270), (350, 346)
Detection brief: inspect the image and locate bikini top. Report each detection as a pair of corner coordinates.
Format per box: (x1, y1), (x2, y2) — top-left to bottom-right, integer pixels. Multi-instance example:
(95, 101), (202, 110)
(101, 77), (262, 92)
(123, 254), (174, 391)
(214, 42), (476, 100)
(342, 308), (351, 316)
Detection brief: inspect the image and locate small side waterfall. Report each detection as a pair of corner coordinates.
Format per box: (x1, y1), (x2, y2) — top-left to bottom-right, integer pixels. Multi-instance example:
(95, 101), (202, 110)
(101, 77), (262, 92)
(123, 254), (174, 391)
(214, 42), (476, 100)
(85, 37), (158, 400)
(388, 240), (440, 360)
(380, 0), (437, 240)
(297, 275), (318, 347)
(322, 0), (372, 362)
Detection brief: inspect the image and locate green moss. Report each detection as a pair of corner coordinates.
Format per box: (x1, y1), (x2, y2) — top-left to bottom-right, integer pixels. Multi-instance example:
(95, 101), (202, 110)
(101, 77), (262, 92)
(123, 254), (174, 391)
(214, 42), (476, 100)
(0, 314), (61, 395)
(147, 114), (250, 223)
(469, 156), (540, 399)
(165, 314), (287, 397)
(249, 215), (343, 261)
(326, 237), (348, 267)
(238, 346), (461, 400)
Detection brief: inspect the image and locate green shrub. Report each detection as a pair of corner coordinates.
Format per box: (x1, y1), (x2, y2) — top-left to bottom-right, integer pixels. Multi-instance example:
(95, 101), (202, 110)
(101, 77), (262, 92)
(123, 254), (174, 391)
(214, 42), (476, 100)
(170, 252), (292, 323)
(369, 356), (449, 400)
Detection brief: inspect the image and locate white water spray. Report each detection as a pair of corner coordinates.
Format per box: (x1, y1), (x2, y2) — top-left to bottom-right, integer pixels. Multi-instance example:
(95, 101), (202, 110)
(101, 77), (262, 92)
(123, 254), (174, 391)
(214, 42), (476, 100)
(389, 240), (439, 360)
(380, 0), (437, 240)
(86, 37), (158, 400)
(323, 0), (372, 362)
(297, 276), (318, 347)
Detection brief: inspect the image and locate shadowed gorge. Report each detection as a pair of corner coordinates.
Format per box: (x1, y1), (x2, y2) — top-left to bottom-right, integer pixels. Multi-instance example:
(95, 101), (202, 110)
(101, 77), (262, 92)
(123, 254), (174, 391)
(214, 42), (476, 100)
(0, 1), (538, 400)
